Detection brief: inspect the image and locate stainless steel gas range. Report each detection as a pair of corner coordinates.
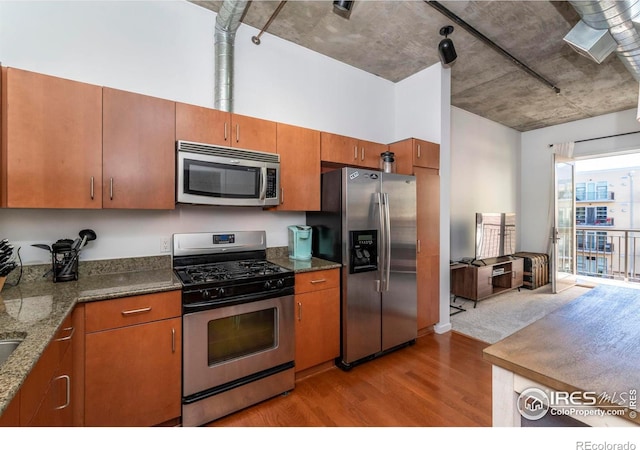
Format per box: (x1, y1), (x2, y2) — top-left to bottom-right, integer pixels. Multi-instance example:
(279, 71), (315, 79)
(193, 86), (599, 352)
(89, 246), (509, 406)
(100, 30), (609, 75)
(173, 231), (295, 427)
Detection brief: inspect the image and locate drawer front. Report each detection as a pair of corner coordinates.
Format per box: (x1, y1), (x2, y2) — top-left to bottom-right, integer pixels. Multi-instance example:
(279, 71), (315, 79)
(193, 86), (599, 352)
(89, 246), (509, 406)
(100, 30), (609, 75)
(85, 290), (181, 333)
(295, 269), (340, 295)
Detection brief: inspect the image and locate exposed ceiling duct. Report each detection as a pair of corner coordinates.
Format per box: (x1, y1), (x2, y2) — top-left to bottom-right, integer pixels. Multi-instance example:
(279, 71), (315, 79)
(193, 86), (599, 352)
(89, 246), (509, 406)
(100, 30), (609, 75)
(214, 0), (249, 112)
(564, 1), (640, 120)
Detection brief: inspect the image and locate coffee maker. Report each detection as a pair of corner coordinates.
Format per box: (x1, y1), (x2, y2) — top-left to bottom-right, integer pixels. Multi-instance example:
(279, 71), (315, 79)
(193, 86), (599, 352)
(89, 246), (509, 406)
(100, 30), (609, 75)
(288, 225), (312, 261)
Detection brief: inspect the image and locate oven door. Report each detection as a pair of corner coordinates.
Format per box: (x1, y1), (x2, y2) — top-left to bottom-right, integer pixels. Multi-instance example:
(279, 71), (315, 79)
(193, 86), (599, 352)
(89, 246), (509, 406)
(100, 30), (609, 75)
(177, 149), (279, 207)
(182, 295), (295, 397)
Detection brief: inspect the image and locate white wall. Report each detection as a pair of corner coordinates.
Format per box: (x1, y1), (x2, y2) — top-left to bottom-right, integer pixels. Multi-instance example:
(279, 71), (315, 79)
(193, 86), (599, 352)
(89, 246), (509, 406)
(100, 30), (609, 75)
(450, 107), (521, 261)
(0, 0), (404, 264)
(521, 108), (640, 254)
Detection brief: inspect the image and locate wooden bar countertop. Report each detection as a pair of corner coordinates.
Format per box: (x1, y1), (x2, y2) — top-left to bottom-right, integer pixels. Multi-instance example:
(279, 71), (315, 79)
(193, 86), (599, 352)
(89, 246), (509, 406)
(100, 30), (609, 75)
(483, 285), (640, 425)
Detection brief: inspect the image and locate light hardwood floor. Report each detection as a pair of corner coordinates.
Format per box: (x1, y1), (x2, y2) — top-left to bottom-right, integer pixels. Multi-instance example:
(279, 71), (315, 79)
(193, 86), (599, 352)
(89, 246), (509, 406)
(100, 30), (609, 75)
(208, 331), (492, 427)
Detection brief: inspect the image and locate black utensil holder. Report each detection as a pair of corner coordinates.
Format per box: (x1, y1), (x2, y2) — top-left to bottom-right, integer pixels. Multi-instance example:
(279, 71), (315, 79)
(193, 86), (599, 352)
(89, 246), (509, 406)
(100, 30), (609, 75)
(52, 249), (78, 282)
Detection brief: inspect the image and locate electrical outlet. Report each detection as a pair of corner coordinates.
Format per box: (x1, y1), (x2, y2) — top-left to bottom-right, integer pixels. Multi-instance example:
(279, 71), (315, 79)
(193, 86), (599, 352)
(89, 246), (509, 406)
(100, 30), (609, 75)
(160, 236), (171, 253)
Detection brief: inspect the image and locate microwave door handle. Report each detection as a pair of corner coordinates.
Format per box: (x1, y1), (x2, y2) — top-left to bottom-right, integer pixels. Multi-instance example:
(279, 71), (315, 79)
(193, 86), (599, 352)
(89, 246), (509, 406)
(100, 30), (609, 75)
(259, 167), (267, 201)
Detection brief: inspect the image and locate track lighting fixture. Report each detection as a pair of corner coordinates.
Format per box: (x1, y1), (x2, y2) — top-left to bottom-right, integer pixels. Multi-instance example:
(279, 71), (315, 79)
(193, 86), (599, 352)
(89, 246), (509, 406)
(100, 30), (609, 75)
(333, 1), (354, 19)
(438, 25), (457, 67)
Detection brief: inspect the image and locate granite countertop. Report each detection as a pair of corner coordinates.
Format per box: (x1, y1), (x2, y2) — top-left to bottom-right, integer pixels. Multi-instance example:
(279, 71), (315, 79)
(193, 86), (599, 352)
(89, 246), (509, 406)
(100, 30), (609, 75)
(268, 256), (342, 273)
(483, 285), (640, 425)
(266, 246), (342, 273)
(0, 256), (181, 417)
(0, 251), (341, 417)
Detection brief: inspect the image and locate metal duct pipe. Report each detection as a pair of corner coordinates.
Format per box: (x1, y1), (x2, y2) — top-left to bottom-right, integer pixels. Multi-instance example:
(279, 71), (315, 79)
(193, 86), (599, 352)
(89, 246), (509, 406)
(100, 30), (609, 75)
(568, 0), (640, 81)
(214, 0), (249, 112)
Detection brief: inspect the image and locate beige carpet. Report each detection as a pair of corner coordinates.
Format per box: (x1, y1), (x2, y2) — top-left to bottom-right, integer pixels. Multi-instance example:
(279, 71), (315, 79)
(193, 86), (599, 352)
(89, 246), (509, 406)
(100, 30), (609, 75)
(450, 283), (593, 344)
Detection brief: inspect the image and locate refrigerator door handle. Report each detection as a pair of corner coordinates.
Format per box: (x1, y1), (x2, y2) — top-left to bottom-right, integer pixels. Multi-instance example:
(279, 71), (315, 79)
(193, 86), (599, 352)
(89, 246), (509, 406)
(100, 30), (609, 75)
(383, 192), (391, 291)
(377, 192), (386, 292)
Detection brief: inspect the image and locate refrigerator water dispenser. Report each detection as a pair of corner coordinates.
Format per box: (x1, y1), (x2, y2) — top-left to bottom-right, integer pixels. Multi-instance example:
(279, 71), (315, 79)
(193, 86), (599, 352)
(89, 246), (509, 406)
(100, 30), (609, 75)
(288, 225), (313, 260)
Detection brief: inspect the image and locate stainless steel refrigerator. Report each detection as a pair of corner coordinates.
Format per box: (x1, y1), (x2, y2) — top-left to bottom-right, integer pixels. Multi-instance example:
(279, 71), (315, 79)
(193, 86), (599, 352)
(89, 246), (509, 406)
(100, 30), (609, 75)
(307, 167), (417, 369)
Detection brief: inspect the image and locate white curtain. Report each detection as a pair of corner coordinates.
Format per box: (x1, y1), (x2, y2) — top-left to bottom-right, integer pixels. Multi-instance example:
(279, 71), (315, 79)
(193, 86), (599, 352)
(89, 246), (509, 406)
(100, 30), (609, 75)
(551, 141), (575, 159)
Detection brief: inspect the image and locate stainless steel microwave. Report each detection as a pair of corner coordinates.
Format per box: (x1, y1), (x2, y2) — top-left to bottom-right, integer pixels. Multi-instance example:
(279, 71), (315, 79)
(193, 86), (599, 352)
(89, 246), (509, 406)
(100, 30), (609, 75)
(177, 141), (280, 207)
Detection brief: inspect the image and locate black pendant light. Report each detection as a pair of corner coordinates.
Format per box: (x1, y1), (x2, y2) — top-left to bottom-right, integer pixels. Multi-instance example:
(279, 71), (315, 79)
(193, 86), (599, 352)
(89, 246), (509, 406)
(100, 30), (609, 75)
(333, 1), (354, 19)
(438, 25), (457, 67)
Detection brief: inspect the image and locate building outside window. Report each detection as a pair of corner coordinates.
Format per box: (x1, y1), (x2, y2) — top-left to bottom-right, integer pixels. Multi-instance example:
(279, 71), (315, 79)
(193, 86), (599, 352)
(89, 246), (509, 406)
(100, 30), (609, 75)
(575, 158), (640, 281)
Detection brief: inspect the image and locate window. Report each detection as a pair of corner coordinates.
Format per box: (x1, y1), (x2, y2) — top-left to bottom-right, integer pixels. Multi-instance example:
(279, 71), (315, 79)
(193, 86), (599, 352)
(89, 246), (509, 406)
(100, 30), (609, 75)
(575, 206), (608, 225)
(596, 181), (608, 200)
(576, 183), (586, 201)
(577, 231), (609, 251)
(576, 181), (609, 201)
(577, 255), (607, 275)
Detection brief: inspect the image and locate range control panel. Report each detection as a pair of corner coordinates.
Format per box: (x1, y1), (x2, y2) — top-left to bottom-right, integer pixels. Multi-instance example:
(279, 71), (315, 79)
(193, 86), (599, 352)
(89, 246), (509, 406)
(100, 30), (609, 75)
(350, 229), (378, 274)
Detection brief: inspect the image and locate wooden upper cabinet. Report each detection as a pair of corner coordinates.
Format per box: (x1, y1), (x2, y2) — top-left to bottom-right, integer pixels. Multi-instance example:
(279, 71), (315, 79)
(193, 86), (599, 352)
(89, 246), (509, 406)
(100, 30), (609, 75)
(389, 137), (440, 174)
(1, 67), (102, 208)
(175, 103), (276, 153)
(320, 132), (359, 166)
(357, 139), (388, 170)
(413, 138), (439, 169)
(320, 132), (388, 169)
(102, 88), (176, 209)
(276, 123), (320, 211)
(176, 102), (228, 146)
(231, 113), (277, 153)
(388, 138), (414, 175)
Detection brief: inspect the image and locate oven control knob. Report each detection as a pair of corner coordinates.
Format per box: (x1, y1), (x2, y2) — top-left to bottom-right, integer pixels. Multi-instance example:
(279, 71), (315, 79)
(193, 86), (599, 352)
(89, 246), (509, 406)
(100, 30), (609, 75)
(276, 279), (284, 289)
(202, 289), (211, 300)
(218, 288), (225, 297)
(264, 280), (272, 289)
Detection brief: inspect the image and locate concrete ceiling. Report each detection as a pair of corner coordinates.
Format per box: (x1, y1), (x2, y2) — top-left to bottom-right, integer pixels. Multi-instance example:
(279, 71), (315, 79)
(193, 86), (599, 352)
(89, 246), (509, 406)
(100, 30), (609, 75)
(191, 0), (639, 132)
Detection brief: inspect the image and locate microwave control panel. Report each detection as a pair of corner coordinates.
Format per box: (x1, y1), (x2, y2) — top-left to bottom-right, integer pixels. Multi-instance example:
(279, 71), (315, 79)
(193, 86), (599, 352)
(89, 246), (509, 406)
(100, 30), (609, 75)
(349, 230), (378, 274)
(266, 168), (277, 199)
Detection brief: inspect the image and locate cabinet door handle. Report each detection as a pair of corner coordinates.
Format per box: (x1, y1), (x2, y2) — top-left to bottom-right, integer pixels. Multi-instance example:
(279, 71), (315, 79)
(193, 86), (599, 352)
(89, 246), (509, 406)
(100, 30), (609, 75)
(310, 279), (326, 284)
(353, 146), (358, 161)
(121, 307), (152, 316)
(417, 239), (421, 254)
(236, 123), (240, 143)
(280, 188), (284, 205)
(224, 122), (228, 141)
(361, 147), (365, 161)
(417, 144), (421, 158)
(172, 328), (176, 353)
(90, 177), (94, 200)
(297, 302), (302, 321)
(53, 375), (71, 410)
(109, 177), (114, 200)
(55, 326), (75, 342)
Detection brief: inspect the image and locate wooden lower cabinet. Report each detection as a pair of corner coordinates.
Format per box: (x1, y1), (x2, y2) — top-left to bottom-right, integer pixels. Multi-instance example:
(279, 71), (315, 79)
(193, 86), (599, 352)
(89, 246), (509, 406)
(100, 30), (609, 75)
(18, 312), (75, 426)
(294, 269), (340, 373)
(0, 394), (20, 426)
(83, 291), (181, 427)
(415, 167), (440, 331)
